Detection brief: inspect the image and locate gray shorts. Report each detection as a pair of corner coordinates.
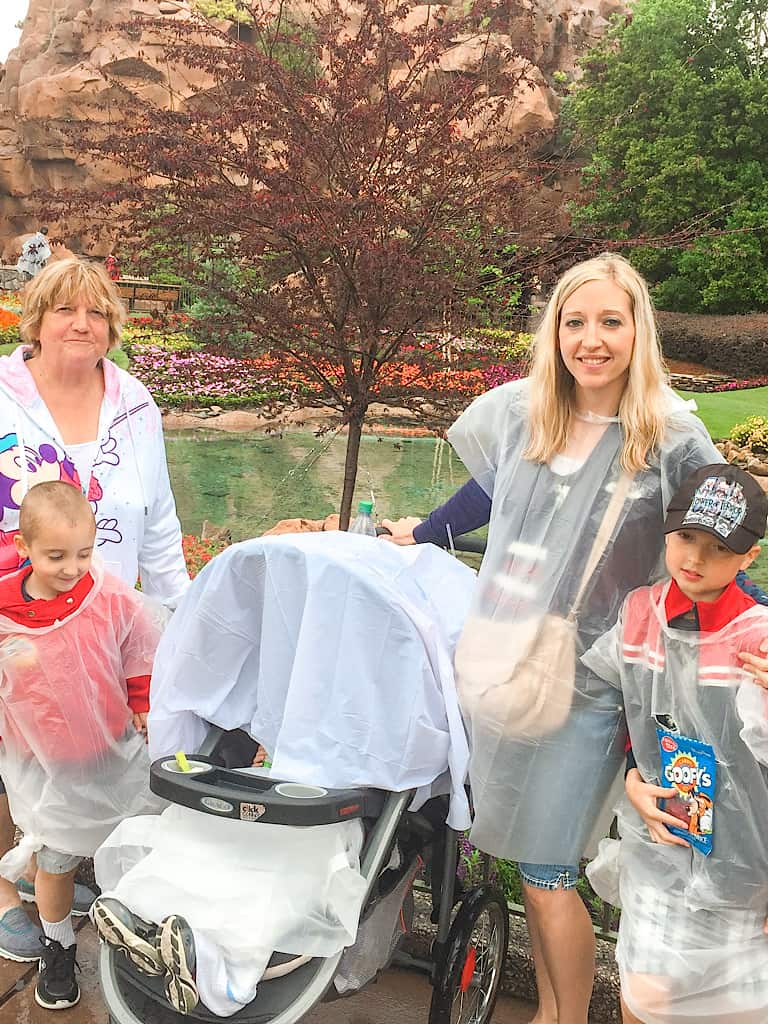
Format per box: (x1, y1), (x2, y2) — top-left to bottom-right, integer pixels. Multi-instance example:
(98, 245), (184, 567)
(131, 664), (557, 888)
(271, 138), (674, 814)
(36, 847), (82, 875)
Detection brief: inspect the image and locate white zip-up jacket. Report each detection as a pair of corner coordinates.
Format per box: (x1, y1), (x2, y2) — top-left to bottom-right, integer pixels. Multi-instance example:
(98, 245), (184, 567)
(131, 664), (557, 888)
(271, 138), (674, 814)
(0, 346), (189, 605)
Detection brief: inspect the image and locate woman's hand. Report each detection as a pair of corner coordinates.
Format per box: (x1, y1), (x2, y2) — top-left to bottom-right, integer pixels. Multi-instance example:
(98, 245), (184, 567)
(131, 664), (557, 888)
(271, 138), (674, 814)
(379, 517), (422, 546)
(625, 768), (690, 847)
(739, 638), (768, 689)
(252, 744), (269, 767)
(132, 711), (148, 741)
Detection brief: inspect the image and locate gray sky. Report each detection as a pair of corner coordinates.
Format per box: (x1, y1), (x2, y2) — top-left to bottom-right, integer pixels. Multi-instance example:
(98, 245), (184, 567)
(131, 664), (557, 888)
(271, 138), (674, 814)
(0, 0), (29, 62)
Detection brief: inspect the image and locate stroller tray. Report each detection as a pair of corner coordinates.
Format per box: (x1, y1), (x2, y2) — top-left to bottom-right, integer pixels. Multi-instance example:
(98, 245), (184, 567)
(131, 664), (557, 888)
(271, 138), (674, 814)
(150, 756), (386, 825)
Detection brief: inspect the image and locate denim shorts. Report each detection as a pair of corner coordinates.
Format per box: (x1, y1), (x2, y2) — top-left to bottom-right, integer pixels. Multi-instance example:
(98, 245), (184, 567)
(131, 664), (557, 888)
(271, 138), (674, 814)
(519, 861), (580, 891)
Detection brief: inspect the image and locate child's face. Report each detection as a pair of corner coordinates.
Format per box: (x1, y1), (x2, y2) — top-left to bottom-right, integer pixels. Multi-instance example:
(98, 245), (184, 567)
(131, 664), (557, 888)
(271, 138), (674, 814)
(665, 528), (760, 604)
(14, 516), (96, 600)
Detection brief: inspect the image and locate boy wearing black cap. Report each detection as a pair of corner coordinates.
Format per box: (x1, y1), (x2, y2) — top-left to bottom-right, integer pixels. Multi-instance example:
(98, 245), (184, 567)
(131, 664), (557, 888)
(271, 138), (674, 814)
(582, 464), (768, 1024)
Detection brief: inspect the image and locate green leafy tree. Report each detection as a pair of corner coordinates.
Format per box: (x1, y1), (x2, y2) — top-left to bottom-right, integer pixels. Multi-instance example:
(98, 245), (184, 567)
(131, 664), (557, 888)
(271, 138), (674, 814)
(192, 0), (253, 23)
(564, 0), (768, 313)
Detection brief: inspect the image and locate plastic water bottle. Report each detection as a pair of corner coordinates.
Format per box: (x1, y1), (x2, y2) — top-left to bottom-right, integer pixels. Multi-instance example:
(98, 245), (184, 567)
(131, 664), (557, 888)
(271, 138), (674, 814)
(348, 500), (376, 536)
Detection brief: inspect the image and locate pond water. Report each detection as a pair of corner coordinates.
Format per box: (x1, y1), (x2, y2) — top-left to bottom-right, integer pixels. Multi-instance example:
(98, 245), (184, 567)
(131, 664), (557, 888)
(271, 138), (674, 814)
(165, 428), (768, 591)
(165, 430), (469, 539)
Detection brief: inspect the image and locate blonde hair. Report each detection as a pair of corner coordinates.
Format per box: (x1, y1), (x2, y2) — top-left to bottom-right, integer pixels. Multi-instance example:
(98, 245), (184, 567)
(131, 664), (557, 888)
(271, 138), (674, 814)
(19, 481), (95, 543)
(524, 253), (669, 472)
(19, 257), (126, 355)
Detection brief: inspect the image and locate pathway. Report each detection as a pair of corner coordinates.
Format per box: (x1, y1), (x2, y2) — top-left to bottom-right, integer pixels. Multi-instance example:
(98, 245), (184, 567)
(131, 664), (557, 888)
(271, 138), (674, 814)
(0, 921), (542, 1024)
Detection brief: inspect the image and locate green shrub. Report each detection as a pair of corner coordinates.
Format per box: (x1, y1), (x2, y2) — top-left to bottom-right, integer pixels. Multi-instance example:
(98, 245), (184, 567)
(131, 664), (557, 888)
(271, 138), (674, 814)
(730, 416), (768, 453)
(106, 348), (130, 370)
(153, 390), (277, 409)
(472, 328), (533, 363)
(0, 325), (20, 346)
(193, 0), (253, 22)
(123, 325), (202, 354)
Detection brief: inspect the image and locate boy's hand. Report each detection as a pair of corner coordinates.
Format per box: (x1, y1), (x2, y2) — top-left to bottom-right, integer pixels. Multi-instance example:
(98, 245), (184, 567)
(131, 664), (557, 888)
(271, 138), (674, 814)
(132, 712), (148, 740)
(739, 640), (768, 689)
(252, 744), (269, 767)
(625, 768), (690, 847)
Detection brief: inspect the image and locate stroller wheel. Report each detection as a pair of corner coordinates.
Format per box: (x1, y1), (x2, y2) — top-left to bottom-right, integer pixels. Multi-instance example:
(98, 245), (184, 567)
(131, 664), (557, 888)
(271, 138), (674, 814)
(428, 885), (508, 1024)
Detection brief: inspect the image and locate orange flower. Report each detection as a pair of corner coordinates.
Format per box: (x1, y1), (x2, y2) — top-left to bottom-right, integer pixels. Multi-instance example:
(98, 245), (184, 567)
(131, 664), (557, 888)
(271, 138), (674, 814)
(0, 310), (20, 329)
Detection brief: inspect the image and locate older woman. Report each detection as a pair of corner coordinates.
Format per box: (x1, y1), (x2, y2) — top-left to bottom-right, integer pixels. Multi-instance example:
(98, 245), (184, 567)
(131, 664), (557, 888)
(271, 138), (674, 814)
(0, 257), (189, 961)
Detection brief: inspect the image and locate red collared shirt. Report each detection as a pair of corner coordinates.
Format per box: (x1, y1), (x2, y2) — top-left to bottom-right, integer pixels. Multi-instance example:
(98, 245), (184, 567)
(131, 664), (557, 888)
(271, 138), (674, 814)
(664, 577), (757, 633)
(0, 568), (150, 713)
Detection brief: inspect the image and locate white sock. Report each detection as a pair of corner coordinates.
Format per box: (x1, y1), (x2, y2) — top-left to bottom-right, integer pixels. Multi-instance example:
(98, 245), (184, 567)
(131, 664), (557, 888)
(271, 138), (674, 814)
(40, 914), (76, 949)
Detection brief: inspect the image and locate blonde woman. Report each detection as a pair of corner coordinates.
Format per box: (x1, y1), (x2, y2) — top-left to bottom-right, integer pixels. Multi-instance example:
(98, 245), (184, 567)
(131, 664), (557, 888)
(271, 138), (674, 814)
(0, 257), (188, 963)
(384, 254), (768, 1024)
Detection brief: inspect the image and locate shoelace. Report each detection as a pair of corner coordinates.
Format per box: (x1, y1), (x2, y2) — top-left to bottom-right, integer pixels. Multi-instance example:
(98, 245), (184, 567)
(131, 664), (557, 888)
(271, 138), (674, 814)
(39, 939), (82, 982)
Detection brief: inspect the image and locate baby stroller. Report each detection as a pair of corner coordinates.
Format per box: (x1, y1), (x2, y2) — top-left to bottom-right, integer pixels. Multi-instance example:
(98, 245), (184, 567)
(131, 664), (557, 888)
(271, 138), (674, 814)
(97, 533), (510, 1024)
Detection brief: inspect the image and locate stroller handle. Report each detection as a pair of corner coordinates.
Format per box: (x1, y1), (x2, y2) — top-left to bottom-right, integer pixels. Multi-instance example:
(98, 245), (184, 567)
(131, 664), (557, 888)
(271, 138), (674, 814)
(375, 525), (486, 555)
(150, 756), (386, 825)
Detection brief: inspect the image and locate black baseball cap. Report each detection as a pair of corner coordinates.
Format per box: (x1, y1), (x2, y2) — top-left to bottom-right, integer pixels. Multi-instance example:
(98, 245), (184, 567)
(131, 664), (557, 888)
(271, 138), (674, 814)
(664, 463), (768, 554)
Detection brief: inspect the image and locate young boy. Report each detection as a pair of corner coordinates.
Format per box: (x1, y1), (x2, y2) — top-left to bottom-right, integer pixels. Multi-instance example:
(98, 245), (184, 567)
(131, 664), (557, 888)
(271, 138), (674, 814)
(0, 481), (163, 1010)
(583, 464), (768, 1024)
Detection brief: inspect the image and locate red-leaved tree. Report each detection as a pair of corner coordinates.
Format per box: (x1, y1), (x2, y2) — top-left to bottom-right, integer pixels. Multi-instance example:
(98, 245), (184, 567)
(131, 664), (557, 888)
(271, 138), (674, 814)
(49, 0), (565, 526)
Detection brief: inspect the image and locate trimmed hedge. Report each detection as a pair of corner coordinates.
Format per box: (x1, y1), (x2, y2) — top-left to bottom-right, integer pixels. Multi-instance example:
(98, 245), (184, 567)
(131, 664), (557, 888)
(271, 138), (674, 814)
(657, 311), (768, 377)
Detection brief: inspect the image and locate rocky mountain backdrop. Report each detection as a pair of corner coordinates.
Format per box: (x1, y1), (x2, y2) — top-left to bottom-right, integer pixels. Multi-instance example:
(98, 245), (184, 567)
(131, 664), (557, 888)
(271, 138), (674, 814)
(0, 0), (626, 259)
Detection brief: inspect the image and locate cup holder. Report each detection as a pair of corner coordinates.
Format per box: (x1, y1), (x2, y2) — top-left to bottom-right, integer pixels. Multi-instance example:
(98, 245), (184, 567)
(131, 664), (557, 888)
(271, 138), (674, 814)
(274, 783), (328, 799)
(161, 758), (213, 775)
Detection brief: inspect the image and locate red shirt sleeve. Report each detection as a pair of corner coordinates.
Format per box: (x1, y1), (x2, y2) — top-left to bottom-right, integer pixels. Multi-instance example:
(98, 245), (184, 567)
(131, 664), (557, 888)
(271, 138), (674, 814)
(126, 675), (151, 714)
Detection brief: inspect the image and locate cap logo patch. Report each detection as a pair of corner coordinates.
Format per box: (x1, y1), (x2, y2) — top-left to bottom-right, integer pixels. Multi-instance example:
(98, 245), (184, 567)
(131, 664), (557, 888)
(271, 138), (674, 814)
(681, 476), (746, 539)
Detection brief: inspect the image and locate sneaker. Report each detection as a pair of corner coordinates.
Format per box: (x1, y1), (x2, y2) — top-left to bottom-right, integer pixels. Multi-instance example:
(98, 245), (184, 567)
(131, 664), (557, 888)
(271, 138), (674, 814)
(92, 897), (164, 976)
(159, 915), (199, 1015)
(35, 939), (80, 1010)
(0, 905), (43, 962)
(17, 878), (97, 917)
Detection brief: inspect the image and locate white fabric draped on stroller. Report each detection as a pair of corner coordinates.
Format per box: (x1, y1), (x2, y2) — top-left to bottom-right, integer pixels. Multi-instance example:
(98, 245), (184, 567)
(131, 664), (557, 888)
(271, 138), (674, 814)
(96, 533), (476, 1017)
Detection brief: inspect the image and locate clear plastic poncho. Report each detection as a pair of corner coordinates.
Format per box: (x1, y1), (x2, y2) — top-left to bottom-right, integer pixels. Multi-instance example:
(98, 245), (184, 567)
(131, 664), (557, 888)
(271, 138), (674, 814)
(0, 559), (165, 876)
(583, 582), (768, 1024)
(447, 379), (721, 864)
(148, 532), (476, 828)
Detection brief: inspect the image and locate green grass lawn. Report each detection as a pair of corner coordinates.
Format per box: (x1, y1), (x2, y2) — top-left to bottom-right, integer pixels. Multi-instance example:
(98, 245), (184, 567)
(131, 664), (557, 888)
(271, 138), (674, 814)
(751, 542), (768, 591)
(677, 387), (768, 441)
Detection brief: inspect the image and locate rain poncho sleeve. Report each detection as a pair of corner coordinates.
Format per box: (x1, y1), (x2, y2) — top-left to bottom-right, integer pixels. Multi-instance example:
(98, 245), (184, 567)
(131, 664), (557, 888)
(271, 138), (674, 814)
(583, 583), (768, 1024)
(147, 532), (475, 829)
(445, 379), (722, 863)
(0, 561), (165, 874)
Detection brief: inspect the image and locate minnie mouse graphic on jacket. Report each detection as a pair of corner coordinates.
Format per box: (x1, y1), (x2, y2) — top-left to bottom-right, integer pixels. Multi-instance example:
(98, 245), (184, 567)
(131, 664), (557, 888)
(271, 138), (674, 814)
(0, 346), (188, 606)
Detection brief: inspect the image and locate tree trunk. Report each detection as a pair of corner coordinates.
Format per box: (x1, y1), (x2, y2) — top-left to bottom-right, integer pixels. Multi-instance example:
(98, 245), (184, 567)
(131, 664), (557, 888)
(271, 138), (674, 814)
(339, 412), (364, 531)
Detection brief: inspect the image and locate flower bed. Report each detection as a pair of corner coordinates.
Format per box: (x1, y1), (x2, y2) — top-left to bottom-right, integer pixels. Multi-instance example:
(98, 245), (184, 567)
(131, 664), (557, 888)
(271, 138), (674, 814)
(129, 342), (529, 409)
(131, 348), (284, 408)
(183, 534), (229, 577)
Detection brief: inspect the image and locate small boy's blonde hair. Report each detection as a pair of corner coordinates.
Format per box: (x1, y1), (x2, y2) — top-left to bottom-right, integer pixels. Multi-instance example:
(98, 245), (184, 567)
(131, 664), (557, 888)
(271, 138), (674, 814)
(19, 482), (95, 543)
